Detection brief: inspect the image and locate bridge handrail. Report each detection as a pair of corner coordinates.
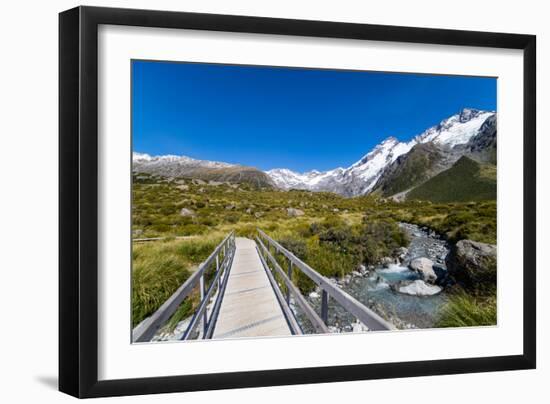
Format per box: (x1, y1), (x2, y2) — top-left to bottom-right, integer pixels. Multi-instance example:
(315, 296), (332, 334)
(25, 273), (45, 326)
(132, 231), (236, 342)
(256, 238), (324, 334)
(257, 229), (394, 332)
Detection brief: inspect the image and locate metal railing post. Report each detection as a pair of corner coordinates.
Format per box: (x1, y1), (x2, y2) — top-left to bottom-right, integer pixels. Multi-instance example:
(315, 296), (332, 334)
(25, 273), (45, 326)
(287, 259), (292, 304)
(200, 274), (207, 336)
(321, 290), (329, 325)
(216, 254), (221, 290)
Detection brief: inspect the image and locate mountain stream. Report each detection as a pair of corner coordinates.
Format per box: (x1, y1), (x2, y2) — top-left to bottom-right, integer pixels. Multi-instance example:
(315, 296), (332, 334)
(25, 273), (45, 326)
(296, 223), (451, 333)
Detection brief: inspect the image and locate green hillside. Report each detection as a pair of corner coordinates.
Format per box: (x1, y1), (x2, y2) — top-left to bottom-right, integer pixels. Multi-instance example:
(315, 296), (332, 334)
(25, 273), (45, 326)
(374, 143), (443, 197)
(407, 156), (496, 203)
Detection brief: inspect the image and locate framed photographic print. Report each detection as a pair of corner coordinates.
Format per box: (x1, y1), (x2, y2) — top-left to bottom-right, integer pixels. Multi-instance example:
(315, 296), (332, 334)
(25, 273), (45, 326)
(59, 6), (536, 398)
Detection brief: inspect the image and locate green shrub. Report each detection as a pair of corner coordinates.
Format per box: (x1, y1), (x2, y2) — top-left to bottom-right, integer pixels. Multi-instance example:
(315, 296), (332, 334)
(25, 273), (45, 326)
(177, 239), (219, 262)
(149, 223), (171, 233)
(278, 237), (308, 260)
(358, 219), (409, 264)
(235, 224), (258, 239)
(180, 224), (207, 235)
(225, 214), (240, 224)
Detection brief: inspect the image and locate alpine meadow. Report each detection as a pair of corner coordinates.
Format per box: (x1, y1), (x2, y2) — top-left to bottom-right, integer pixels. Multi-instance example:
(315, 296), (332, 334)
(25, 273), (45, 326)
(131, 60), (497, 342)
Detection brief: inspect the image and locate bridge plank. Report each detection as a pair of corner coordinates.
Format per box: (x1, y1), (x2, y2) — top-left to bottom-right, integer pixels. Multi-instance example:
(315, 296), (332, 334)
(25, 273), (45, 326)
(212, 238), (292, 339)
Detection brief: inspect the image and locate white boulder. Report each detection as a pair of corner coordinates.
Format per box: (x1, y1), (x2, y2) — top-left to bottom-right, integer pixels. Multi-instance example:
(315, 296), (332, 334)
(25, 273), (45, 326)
(409, 257), (437, 283)
(287, 208), (305, 217)
(179, 208), (195, 217)
(397, 280), (442, 296)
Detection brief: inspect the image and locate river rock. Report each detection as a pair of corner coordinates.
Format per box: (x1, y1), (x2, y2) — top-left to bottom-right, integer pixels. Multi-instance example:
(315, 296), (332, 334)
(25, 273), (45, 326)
(287, 208), (305, 217)
(395, 280), (442, 296)
(409, 257), (437, 283)
(446, 239), (497, 289)
(309, 291), (320, 299)
(179, 208), (195, 217)
(396, 247), (409, 260)
(380, 256), (397, 267)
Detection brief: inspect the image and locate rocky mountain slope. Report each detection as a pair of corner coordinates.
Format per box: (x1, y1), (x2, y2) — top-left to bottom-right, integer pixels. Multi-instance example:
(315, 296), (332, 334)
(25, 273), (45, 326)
(133, 153), (275, 188)
(370, 142), (445, 197)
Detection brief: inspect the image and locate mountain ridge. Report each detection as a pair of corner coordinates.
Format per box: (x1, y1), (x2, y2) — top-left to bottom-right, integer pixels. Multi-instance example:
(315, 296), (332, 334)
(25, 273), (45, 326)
(268, 108), (495, 196)
(132, 107), (496, 198)
(133, 153), (275, 188)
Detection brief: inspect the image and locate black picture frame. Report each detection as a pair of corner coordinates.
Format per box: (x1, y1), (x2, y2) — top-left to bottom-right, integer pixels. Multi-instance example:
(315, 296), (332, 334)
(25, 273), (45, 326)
(59, 5), (536, 398)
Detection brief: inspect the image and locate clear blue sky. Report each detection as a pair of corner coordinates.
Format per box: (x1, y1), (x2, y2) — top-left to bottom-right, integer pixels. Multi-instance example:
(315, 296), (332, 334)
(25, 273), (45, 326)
(132, 60), (496, 172)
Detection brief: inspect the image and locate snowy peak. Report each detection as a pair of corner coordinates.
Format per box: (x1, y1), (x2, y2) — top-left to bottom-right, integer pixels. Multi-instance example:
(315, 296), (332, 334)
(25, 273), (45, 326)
(458, 107), (484, 122)
(352, 136), (399, 167)
(267, 167), (345, 191)
(133, 152), (153, 162)
(415, 108), (494, 148)
(343, 136), (416, 194)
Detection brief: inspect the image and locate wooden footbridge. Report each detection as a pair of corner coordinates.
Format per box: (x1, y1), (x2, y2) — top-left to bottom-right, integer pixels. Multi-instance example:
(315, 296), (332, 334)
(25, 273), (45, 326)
(132, 230), (394, 343)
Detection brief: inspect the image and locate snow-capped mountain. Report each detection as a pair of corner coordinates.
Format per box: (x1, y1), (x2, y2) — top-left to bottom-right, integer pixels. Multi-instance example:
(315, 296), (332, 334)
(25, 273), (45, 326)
(267, 167), (344, 191)
(267, 137), (415, 195)
(413, 108), (494, 147)
(132, 108), (496, 196)
(267, 108), (495, 196)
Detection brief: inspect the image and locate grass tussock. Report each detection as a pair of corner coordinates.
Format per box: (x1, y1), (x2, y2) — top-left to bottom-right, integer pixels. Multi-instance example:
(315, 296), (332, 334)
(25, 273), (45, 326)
(436, 291), (496, 328)
(132, 234), (223, 327)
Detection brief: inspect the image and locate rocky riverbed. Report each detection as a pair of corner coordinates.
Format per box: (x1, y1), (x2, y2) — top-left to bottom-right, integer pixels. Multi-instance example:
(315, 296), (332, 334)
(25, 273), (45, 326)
(297, 223), (452, 332)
